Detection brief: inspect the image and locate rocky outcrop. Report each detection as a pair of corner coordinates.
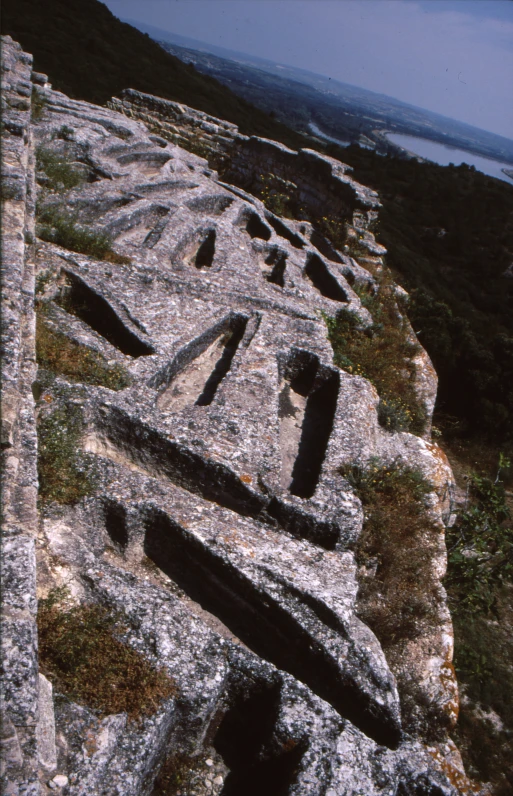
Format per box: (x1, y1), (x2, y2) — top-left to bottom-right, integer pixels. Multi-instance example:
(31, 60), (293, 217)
(1, 35), (40, 796)
(1, 35), (477, 795)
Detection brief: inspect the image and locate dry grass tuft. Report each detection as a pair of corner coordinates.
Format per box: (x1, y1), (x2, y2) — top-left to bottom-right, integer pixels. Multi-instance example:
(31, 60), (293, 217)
(36, 310), (130, 391)
(342, 459), (439, 646)
(38, 588), (176, 721)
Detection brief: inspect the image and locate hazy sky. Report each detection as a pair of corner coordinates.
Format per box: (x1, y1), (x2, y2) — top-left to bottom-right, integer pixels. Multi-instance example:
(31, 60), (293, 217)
(103, 0), (513, 139)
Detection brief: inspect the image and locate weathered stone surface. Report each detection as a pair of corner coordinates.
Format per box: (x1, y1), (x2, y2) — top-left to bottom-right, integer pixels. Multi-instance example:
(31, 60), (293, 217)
(1, 34), (480, 794)
(1, 36), (41, 796)
(36, 676), (57, 773)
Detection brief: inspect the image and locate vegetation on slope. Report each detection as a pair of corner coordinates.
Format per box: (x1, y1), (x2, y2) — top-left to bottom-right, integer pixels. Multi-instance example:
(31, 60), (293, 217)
(445, 461), (513, 795)
(325, 274), (426, 435)
(36, 309), (130, 391)
(1, 0), (308, 150)
(38, 588), (176, 720)
(328, 145), (513, 444)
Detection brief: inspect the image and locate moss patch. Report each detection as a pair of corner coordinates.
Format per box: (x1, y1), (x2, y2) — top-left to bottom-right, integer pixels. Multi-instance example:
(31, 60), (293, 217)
(36, 310), (130, 390)
(38, 589), (176, 721)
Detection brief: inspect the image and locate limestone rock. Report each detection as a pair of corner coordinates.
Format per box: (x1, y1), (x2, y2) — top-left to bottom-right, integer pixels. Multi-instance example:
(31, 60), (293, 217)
(0, 34), (477, 795)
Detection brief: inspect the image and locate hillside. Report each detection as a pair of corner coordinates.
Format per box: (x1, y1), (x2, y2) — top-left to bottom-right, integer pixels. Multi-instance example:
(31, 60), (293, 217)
(0, 0), (308, 149)
(2, 35), (473, 796)
(3, 0), (513, 446)
(332, 145), (513, 444)
(158, 37), (513, 164)
(2, 8), (513, 791)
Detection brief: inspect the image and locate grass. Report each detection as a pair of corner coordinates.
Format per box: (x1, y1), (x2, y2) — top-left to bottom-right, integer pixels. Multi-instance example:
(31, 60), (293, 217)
(36, 309), (130, 390)
(37, 399), (97, 504)
(36, 145), (84, 192)
(342, 459), (445, 737)
(35, 146), (130, 261)
(342, 459), (438, 647)
(325, 271), (426, 434)
(38, 588), (176, 721)
(36, 204), (129, 263)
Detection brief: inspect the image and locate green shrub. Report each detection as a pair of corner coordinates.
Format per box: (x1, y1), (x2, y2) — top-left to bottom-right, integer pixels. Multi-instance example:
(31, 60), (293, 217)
(325, 273), (426, 434)
(36, 310), (130, 390)
(36, 145), (84, 192)
(38, 588), (176, 720)
(314, 214), (347, 250)
(257, 172), (295, 217)
(334, 144), (513, 443)
(445, 456), (512, 616)
(444, 457), (513, 792)
(53, 124), (75, 141)
(37, 400), (97, 504)
(36, 204), (126, 261)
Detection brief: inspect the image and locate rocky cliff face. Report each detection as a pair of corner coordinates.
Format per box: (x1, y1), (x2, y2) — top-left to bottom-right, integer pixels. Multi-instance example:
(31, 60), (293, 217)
(1, 36), (477, 795)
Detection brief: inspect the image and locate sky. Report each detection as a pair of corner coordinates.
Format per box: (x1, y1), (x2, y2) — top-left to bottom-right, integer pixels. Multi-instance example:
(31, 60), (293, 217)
(103, 0), (513, 139)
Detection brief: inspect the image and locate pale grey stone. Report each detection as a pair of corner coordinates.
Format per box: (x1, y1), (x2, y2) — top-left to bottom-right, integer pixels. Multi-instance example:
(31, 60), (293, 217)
(0, 32), (470, 796)
(37, 675), (57, 772)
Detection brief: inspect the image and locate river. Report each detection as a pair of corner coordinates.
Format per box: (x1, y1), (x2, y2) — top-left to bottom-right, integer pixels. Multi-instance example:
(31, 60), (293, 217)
(385, 133), (513, 185)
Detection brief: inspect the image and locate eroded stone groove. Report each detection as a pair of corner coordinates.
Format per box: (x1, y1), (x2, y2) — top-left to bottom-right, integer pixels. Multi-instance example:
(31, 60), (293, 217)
(304, 253), (349, 302)
(143, 509), (400, 747)
(56, 270), (155, 356)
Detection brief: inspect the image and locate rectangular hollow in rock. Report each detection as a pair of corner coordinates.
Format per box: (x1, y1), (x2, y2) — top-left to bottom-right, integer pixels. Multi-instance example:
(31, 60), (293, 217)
(262, 248), (287, 287)
(309, 229), (344, 263)
(176, 227), (217, 269)
(279, 350), (339, 499)
(157, 315), (248, 411)
(195, 316), (247, 405)
(56, 271), (155, 357)
(304, 253), (348, 302)
(104, 500), (128, 550)
(93, 409), (267, 519)
(194, 229), (216, 268)
(246, 212), (272, 241)
(266, 214), (305, 249)
(213, 683), (306, 796)
(143, 509), (400, 748)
